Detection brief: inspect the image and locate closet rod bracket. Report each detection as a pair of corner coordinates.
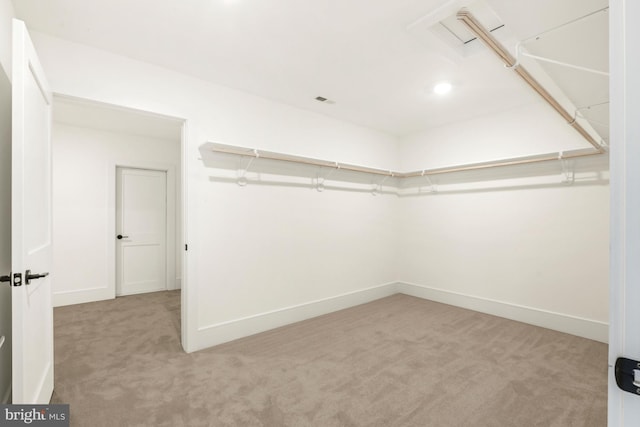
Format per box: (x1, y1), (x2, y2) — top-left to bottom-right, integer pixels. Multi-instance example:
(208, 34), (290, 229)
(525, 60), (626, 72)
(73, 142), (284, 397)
(559, 153), (575, 184)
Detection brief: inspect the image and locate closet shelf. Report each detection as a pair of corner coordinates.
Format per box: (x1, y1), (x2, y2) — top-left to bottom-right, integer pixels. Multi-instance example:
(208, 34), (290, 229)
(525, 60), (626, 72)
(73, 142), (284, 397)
(202, 142), (604, 179)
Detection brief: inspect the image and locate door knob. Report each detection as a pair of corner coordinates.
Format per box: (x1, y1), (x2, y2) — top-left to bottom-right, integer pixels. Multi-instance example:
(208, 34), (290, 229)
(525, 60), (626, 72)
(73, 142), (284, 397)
(117, 234), (129, 240)
(0, 274), (10, 284)
(25, 269), (49, 285)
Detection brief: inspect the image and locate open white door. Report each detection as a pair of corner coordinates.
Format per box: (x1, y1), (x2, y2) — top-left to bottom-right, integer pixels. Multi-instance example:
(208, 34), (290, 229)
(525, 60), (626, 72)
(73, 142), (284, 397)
(11, 19), (54, 404)
(609, 1), (640, 425)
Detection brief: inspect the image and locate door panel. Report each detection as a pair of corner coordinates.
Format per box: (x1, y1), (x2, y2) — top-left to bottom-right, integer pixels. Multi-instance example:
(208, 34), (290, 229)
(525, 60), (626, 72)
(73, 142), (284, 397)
(0, 45), (12, 405)
(116, 168), (167, 296)
(609, 1), (640, 424)
(11, 19), (54, 404)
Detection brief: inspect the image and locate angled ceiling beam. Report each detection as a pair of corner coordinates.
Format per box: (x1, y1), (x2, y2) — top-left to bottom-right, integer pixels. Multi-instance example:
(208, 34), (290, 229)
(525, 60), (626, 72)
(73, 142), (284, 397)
(456, 9), (605, 153)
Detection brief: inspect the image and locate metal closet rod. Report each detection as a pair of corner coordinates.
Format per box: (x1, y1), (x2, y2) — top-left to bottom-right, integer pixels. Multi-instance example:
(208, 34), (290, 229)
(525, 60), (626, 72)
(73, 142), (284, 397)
(456, 9), (605, 154)
(206, 143), (603, 178)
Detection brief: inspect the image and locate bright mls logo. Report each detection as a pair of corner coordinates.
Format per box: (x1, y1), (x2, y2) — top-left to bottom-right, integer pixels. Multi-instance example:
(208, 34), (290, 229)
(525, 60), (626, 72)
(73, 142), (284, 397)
(0, 405), (69, 426)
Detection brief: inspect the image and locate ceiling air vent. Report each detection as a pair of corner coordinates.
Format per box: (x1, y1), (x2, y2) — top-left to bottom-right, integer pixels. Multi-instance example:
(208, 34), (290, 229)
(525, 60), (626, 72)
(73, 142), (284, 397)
(407, 0), (508, 59)
(439, 13), (504, 45)
(315, 96), (335, 104)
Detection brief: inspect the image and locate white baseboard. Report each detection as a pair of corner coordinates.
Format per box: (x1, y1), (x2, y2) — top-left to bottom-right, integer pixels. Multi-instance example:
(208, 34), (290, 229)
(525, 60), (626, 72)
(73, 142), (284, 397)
(57, 280), (607, 350)
(56, 276), (181, 306)
(193, 281), (608, 350)
(53, 287), (114, 307)
(194, 283), (398, 351)
(397, 282), (608, 343)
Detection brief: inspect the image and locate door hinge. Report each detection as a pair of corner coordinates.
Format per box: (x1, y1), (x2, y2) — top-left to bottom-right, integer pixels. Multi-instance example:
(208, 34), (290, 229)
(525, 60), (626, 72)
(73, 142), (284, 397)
(615, 357), (640, 395)
(185, 244), (188, 251)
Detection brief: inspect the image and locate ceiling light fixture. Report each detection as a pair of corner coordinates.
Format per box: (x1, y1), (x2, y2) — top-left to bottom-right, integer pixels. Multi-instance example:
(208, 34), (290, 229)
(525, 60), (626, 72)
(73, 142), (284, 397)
(433, 81), (453, 95)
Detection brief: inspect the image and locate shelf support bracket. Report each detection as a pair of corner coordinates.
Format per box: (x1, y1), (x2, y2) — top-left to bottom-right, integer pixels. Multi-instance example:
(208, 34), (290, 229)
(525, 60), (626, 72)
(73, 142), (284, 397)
(372, 173), (392, 196)
(419, 171), (437, 193)
(559, 153), (575, 184)
(237, 150), (259, 186)
(315, 163), (339, 192)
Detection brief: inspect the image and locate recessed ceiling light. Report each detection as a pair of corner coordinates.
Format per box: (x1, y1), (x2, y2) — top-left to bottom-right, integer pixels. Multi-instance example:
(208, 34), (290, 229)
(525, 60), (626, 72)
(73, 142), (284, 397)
(433, 82), (453, 95)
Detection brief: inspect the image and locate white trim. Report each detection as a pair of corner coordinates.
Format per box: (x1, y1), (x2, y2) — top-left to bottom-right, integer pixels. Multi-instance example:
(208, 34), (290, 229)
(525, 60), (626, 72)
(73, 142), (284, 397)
(53, 287), (113, 307)
(107, 161), (177, 299)
(609, 0), (640, 424)
(174, 277), (182, 290)
(180, 120), (193, 352)
(397, 282), (608, 343)
(193, 283), (398, 351)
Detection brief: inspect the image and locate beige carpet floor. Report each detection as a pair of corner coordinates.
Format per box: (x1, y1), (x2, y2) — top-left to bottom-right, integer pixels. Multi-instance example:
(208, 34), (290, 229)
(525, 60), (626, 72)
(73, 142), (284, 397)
(51, 291), (607, 426)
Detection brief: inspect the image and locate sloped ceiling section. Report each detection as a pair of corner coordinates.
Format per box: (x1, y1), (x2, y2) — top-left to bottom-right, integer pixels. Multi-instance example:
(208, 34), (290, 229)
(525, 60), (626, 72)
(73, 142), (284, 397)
(408, 0), (608, 147)
(12, 0), (608, 142)
(518, 8), (609, 144)
(487, 0), (609, 144)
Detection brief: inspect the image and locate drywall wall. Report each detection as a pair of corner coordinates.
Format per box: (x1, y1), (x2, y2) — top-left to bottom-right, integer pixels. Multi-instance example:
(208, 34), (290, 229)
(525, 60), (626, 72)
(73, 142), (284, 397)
(0, 0), (14, 78)
(52, 123), (182, 307)
(31, 32), (400, 351)
(28, 25), (609, 349)
(397, 109), (609, 342)
(0, 58), (12, 404)
(399, 101), (595, 171)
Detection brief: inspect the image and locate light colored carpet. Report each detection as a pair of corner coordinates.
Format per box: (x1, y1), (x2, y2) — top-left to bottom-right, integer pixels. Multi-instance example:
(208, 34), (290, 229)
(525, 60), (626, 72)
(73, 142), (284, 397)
(51, 291), (607, 426)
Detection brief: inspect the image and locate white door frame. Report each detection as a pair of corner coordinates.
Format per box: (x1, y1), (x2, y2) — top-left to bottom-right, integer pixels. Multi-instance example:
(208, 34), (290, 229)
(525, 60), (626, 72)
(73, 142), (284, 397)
(107, 161), (177, 299)
(609, 0), (640, 425)
(51, 94), (190, 352)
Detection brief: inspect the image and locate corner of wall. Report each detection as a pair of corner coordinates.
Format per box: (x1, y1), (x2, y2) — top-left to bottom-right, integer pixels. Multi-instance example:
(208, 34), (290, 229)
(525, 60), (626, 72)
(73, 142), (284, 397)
(397, 282), (608, 343)
(53, 288), (115, 308)
(192, 282), (399, 351)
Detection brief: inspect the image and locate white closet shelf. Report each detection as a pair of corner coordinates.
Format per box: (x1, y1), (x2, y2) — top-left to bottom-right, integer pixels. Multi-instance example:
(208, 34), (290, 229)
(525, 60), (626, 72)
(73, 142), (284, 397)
(202, 142), (604, 179)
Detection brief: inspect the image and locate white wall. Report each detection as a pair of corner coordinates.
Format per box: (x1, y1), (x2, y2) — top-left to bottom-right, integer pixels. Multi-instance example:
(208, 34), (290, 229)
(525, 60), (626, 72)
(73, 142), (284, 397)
(28, 24), (609, 350)
(52, 123), (181, 307)
(0, 51), (12, 404)
(399, 101), (594, 171)
(397, 109), (609, 342)
(31, 32), (400, 351)
(0, 0), (14, 78)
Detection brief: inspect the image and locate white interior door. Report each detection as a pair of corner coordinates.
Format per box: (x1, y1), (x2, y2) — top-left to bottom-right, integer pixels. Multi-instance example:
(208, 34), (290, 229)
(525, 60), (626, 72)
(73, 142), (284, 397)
(116, 168), (167, 296)
(609, 1), (640, 425)
(11, 19), (54, 404)
(0, 40), (13, 404)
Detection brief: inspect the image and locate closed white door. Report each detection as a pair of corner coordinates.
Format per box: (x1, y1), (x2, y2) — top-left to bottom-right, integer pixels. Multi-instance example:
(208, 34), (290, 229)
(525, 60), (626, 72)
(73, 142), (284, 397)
(116, 168), (167, 296)
(11, 19), (54, 404)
